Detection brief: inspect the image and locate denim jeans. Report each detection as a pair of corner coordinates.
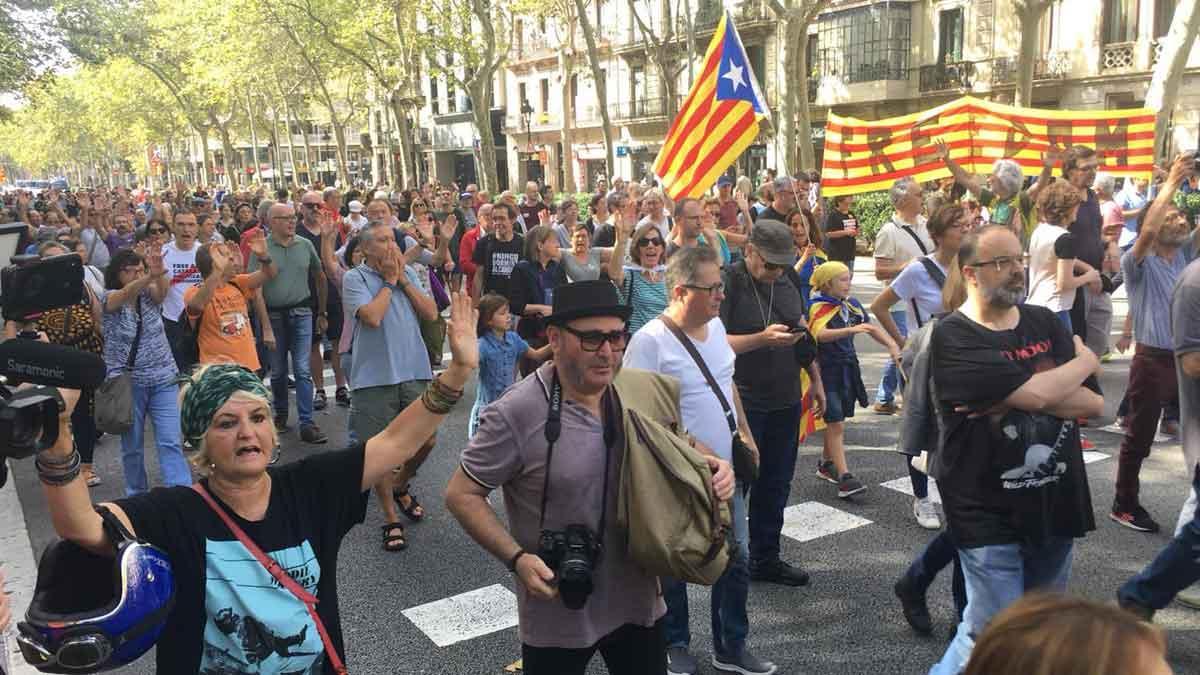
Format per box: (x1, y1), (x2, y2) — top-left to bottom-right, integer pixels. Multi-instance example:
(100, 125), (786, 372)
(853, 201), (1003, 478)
(120, 379), (192, 495)
(746, 404), (803, 563)
(931, 537), (1074, 675)
(663, 483), (750, 656)
(903, 530), (967, 621)
(1119, 467), (1200, 610)
(876, 310), (908, 405)
(268, 307), (314, 427)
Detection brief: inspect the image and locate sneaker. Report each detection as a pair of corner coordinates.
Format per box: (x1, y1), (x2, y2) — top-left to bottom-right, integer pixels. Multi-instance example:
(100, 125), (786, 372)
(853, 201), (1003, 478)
(313, 390), (328, 411)
(667, 647), (699, 675)
(274, 415), (289, 433)
(749, 558), (810, 587)
(1117, 416), (1129, 430)
(837, 472), (866, 499)
(335, 386), (351, 407)
(1161, 419), (1180, 438)
(913, 497), (941, 530)
(1118, 593), (1155, 621)
(712, 649), (777, 675)
(1109, 502), (1161, 533)
(1176, 585), (1200, 610)
(1080, 435), (1095, 450)
(894, 576), (934, 635)
(872, 401), (898, 415)
(300, 424), (328, 444)
(815, 459), (838, 484)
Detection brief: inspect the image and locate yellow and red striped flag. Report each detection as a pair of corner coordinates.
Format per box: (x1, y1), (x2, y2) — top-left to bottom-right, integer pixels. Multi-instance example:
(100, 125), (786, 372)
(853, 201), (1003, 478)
(653, 11), (769, 201)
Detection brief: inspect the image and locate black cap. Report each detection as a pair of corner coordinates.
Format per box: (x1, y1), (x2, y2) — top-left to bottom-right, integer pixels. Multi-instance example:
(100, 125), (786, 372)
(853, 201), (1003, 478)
(544, 279), (632, 326)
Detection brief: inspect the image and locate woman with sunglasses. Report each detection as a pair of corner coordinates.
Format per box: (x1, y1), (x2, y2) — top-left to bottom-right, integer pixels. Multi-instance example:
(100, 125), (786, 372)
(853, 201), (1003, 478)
(606, 215), (669, 335)
(25, 293), (479, 674)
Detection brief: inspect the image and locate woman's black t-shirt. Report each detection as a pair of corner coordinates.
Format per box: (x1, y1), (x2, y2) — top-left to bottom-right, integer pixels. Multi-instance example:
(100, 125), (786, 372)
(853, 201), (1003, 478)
(823, 210), (858, 263)
(116, 445), (369, 674)
(930, 306), (1096, 549)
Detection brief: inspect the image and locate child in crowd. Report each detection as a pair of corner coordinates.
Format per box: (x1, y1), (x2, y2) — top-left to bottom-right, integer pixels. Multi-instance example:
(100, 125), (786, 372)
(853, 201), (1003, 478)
(809, 261), (901, 499)
(468, 293), (552, 437)
(789, 208), (827, 310)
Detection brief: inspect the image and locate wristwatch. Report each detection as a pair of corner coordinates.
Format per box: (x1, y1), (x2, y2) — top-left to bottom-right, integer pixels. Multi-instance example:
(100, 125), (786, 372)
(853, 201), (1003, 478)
(257, 256), (273, 265)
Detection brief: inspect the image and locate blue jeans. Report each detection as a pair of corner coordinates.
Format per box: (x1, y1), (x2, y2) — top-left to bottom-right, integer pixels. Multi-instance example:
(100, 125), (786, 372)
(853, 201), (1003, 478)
(931, 537), (1074, 675)
(663, 483), (750, 656)
(904, 530), (967, 621)
(875, 310), (908, 405)
(1119, 467), (1200, 609)
(268, 307), (314, 427)
(1055, 310), (1072, 333)
(746, 404), (803, 563)
(120, 379), (192, 495)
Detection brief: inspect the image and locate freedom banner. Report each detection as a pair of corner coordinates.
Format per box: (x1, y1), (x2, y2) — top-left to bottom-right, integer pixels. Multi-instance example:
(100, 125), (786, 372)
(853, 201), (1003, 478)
(819, 96), (1156, 197)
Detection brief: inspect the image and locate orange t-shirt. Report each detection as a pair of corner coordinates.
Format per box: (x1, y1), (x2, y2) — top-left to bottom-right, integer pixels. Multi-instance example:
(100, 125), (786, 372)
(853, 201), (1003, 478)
(184, 274), (259, 370)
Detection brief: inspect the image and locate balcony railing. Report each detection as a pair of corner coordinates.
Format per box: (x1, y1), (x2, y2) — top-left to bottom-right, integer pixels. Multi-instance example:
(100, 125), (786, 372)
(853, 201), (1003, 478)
(990, 53), (1069, 84)
(1102, 41), (1136, 71)
(918, 60), (976, 93)
(693, 0), (768, 31)
(609, 97), (672, 122)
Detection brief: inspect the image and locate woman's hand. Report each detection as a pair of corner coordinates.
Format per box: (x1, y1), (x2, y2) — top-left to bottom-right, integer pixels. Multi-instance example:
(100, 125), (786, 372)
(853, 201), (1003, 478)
(246, 227), (268, 259)
(146, 247), (165, 276)
(445, 291), (480, 374)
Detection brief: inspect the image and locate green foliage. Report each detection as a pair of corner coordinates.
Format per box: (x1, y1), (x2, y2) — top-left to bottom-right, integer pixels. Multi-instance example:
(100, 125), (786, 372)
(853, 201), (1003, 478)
(849, 190), (892, 246)
(1176, 191), (1200, 221)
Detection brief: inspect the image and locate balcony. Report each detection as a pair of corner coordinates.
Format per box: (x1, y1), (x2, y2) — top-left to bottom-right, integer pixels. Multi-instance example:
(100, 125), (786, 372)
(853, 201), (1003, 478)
(608, 96), (687, 122)
(1101, 41), (1136, 71)
(990, 53), (1069, 84)
(694, 0), (769, 32)
(918, 60), (976, 93)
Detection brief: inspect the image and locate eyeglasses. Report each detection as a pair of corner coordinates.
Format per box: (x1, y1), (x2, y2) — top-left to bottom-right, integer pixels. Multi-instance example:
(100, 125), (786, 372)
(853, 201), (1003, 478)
(683, 281), (725, 295)
(636, 237), (663, 248)
(560, 325), (629, 352)
(301, 203), (320, 210)
(147, 227), (167, 235)
(969, 255), (1023, 272)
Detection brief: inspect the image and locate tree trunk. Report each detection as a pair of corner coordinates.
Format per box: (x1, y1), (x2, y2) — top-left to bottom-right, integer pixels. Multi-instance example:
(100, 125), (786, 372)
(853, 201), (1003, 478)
(293, 109), (315, 186)
(390, 97), (417, 189)
(330, 119), (351, 187)
(197, 128), (212, 186)
(468, 78), (500, 192)
(282, 100), (304, 186)
(559, 49), (577, 193)
(683, 0), (695, 87)
(1014, 3), (1045, 108)
(780, 15), (801, 175)
(269, 105), (284, 189)
(1147, 0), (1200, 158)
(573, 0), (615, 185)
(245, 93), (261, 185)
(795, 25), (816, 171)
(215, 121), (240, 191)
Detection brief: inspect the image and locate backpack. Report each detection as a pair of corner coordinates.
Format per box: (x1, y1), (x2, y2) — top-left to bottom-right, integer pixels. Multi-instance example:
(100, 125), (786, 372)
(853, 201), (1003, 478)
(612, 368), (731, 585)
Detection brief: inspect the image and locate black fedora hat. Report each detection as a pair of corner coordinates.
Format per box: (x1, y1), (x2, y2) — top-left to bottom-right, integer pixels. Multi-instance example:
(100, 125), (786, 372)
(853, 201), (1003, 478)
(544, 279), (632, 326)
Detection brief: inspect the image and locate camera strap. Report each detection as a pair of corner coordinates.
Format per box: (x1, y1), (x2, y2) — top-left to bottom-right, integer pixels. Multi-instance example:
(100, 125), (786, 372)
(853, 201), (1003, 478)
(537, 370), (614, 548)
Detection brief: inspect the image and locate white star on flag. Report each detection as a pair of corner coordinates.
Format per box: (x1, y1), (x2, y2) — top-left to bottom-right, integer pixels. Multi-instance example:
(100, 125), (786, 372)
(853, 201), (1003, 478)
(722, 61), (746, 91)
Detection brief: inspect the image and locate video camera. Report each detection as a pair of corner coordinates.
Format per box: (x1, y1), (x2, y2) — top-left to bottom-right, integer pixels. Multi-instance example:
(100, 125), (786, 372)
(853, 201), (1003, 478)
(0, 253), (106, 487)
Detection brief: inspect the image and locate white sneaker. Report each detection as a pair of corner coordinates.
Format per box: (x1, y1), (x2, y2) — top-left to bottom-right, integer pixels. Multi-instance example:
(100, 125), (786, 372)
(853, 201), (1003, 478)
(913, 497), (941, 530)
(1176, 585), (1200, 610)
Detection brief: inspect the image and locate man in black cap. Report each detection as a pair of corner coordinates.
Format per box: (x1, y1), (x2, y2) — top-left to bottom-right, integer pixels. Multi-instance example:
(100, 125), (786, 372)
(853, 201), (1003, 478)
(446, 280), (733, 675)
(722, 220), (826, 587)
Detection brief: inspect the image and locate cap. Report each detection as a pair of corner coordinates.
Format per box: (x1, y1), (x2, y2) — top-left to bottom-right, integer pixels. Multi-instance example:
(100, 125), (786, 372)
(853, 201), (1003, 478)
(717, 175), (734, 187)
(544, 279), (632, 326)
(460, 192), (473, 201)
(748, 219), (795, 266)
(348, 200), (364, 213)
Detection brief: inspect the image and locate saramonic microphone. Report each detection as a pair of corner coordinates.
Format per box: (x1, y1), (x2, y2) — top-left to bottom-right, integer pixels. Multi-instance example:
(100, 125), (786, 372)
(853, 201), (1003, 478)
(0, 339), (107, 389)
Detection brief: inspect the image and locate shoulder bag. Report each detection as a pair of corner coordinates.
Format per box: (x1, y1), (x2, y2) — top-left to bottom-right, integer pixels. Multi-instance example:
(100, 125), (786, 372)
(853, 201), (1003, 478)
(191, 483), (348, 675)
(658, 315), (758, 483)
(95, 298), (143, 434)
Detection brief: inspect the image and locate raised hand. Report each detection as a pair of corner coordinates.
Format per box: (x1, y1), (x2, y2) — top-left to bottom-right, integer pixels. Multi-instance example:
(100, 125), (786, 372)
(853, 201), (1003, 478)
(1169, 152), (1196, 184)
(440, 212), (458, 241)
(933, 139), (950, 162)
(445, 291), (480, 371)
(209, 244), (229, 277)
(246, 227), (269, 258)
(1043, 144), (1064, 171)
(318, 209), (336, 239)
(735, 191), (749, 212)
(146, 247), (165, 276)
(538, 208), (551, 227)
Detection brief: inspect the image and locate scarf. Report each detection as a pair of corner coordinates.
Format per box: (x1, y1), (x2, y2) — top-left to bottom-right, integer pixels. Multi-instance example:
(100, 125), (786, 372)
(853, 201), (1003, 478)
(179, 365), (272, 446)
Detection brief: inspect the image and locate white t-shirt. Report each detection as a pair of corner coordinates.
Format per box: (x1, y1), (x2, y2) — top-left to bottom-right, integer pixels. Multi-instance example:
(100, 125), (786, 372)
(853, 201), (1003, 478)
(888, 256), (947, 330)
(1026, 222), (1076, 313)
(622, 316), (736, 462)
(80, 228), (110, 270)
(344, 214), (368, 233)
(160, 240), (201, 321)
(873, 215), (934, 312)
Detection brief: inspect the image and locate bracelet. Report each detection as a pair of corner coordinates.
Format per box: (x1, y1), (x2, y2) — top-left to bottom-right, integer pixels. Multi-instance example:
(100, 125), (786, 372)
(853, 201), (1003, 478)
(507, 549), (527, 573)
(421, 374), (464, 415)
(35, 450), (81, 486)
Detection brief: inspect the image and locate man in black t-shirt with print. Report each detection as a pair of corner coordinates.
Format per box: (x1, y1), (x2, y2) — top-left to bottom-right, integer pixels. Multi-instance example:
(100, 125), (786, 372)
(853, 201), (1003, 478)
(472, 201), (525, 303)
(928, 225), (1102, 675)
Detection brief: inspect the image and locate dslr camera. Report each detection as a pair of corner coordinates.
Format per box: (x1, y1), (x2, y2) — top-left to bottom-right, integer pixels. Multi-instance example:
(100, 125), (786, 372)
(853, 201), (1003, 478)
(538, 524), (602, 610)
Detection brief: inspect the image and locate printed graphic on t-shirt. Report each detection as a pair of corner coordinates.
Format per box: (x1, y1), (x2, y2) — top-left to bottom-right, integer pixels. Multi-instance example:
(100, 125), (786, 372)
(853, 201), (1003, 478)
(220, 310), (249, 337)
(999, 419), (1072, 489)
(491, 252), (519, 278)
(200, 539), (324, 675)
(171, 262), (201, 286)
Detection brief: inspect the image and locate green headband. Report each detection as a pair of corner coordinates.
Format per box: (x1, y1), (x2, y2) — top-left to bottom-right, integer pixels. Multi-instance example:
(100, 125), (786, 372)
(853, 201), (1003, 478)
(179, 365), (272, 446)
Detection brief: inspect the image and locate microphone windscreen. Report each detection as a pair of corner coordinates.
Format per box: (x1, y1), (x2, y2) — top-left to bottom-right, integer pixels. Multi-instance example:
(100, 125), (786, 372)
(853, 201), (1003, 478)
(0, 340), (107, 389)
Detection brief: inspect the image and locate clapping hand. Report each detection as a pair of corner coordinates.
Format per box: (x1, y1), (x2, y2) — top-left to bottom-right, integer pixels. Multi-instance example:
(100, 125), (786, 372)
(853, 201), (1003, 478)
(380, 242), (402, 284)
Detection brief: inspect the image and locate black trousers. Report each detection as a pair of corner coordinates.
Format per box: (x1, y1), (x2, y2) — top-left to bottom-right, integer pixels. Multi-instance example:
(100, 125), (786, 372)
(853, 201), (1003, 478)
(521, 621), (666, 675)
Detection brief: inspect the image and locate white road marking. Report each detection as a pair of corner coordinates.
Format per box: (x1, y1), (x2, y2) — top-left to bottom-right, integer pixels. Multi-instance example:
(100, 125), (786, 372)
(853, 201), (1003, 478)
(880, 477), (942, 505)
(1082, 451), (1110, 464)
(781, 501), (873, 543)
(402, 584), (519, 647)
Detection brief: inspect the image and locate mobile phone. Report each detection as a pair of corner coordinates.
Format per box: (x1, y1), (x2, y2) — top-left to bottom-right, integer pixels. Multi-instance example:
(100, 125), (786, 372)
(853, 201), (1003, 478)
(788, 323), (807, 333)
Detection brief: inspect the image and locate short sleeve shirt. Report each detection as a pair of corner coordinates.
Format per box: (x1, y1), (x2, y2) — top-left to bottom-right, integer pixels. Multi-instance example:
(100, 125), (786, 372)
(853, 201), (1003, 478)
(873, 218), (934, 310)
(459, 364), (664, 648)
(100, 288), (178, 386)
(252, 235), (320, 309)
(1122, 247), (1189, 350)
(1172, 260), (1200, 471)
(472, 234), (525, 300)
(116, 446), (368, 674)
(888, 257), (947, 329)
(160, 241), (201, 322)
(720, 261), (807, 410)
(341, 264), (432, 389)
(184, 274), (259, 370)
(477, 330), (530, 403)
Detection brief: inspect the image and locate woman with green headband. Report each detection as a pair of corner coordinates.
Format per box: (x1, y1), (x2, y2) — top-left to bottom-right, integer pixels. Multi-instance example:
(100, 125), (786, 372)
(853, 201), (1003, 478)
(30, 291), (480, 674)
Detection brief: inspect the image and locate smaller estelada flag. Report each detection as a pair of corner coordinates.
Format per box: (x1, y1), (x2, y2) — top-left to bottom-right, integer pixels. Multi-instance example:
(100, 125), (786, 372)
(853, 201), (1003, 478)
(653, 11), (769, 201)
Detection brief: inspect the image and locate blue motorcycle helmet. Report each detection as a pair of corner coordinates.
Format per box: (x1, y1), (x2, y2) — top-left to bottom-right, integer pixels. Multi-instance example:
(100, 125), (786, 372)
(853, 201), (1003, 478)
(17, 506), (174, 673)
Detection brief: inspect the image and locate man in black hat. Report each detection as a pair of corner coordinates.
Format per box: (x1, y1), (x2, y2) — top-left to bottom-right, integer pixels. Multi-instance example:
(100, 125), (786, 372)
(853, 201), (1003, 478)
(446, 280), (733, 675)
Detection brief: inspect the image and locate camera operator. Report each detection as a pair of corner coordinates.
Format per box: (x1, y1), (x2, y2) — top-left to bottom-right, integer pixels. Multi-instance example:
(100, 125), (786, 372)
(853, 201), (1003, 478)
(445, 280), (734, 675)
(16, 293), (479, 673)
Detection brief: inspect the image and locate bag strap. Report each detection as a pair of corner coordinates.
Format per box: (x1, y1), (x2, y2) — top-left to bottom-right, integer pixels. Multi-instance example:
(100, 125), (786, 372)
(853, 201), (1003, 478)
(659, 315), (738, 435)
(894, 220), (929, 255)
(916, 256), (947, 288)
(126, 297), (144, 370)
(190, 484), (348, 674)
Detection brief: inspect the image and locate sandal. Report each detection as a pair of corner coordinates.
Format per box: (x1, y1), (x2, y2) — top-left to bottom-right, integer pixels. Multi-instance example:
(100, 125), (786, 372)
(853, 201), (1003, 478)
(82, 465), (101, 487)
(393, 488), (425, 522)
(381, 523), (407, 552)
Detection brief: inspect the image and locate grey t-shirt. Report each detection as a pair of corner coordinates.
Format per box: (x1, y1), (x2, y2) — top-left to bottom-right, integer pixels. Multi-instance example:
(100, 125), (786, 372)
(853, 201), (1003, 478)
(458, 363), (664, 648)
(1172, 260), (1200, 472)
(1122, 248), (1189, 351)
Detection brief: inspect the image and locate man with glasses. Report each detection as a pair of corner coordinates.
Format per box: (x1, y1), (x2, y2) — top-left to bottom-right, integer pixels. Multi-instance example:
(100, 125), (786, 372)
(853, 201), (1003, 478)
(447, 279), (734, 675)
(472, 202), (525, 303)
(748, 176), (800, 225)
(1061, 146), (1108, 347)
(251, 201), (329, 444)
(625, 247), (775, 675)
(295, 191), (345, 411)
(722, 220), (825, 588)
(929, 225), (1101, 674)
(665, 198), (721, 263)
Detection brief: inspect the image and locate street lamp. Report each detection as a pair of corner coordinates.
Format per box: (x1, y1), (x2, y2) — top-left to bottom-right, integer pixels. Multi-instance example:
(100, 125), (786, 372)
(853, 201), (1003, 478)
(520, 99), (534, 151)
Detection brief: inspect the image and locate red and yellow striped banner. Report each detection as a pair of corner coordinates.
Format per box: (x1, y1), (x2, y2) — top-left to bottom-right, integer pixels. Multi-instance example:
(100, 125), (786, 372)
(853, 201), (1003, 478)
(819, 96), (1156, 197)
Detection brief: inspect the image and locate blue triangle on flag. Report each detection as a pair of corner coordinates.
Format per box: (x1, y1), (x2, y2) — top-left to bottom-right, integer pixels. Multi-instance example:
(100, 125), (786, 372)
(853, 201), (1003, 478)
(714, 14), (764, 114)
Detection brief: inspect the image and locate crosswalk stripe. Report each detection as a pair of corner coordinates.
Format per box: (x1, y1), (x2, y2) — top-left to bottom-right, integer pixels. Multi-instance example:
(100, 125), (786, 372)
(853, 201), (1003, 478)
(879, 477), (942, 505)
(401, 584), (519, 647)
(1082, 451), (1110, 464)
(781, 501), (873, 543)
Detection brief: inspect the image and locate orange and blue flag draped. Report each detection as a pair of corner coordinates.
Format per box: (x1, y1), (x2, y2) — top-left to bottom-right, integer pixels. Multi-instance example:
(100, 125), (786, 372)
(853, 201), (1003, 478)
(653, 11), (769, 201)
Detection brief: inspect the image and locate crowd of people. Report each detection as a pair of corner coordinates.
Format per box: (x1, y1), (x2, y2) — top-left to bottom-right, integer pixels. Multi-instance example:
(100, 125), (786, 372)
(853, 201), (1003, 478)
(0, 142), (1198, 675)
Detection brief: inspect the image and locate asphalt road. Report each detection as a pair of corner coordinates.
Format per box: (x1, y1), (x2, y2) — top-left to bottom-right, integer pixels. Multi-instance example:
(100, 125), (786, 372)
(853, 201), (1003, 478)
(4, 257), (1199, 675)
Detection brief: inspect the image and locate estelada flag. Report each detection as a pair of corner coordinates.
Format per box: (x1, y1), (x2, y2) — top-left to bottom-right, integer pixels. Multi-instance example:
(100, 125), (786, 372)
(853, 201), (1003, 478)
(653, 11), (769, 201)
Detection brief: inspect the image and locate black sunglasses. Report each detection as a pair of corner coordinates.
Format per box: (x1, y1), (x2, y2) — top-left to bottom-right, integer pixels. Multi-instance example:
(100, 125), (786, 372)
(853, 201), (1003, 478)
(147, 227), (167, 235)
(636, 236), (663, 248)
(560, 325), (629, 352)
